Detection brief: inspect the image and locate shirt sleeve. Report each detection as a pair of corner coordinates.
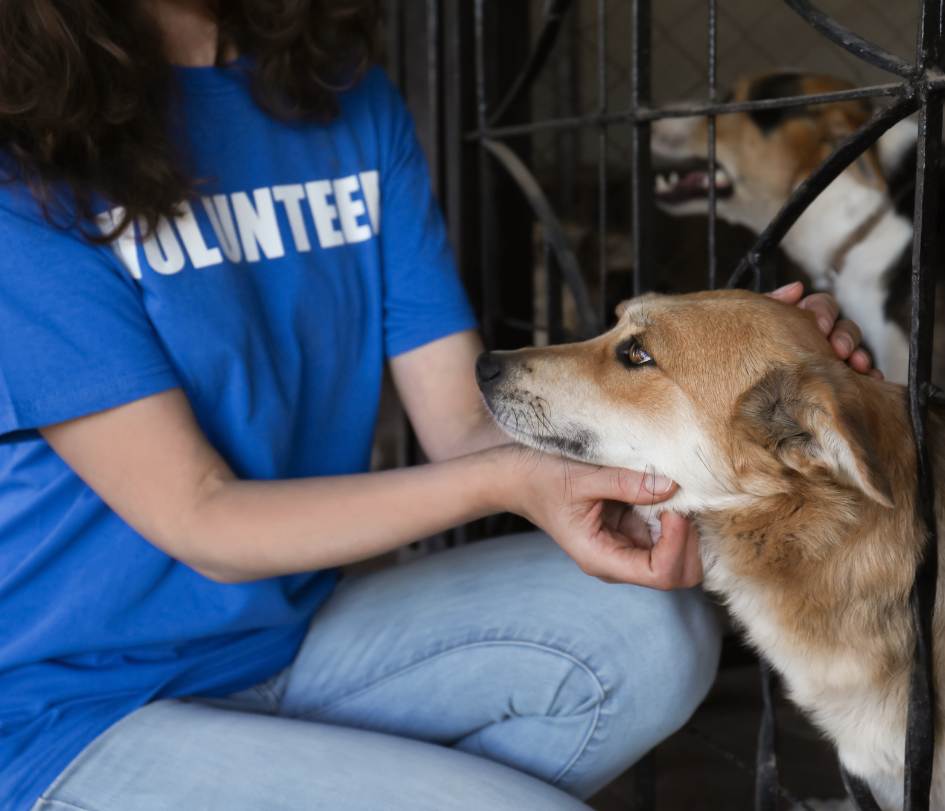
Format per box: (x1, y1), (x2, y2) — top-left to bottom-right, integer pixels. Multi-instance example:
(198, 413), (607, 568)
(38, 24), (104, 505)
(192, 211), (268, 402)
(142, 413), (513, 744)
(365, 68), (479, 358)
(0, 197), (180, 441)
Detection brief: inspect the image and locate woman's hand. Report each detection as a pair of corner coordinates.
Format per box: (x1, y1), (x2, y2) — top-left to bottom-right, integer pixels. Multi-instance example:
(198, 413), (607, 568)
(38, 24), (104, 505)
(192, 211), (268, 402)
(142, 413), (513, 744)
(767, 281), (882, 379)
(493, 446), (702, 589)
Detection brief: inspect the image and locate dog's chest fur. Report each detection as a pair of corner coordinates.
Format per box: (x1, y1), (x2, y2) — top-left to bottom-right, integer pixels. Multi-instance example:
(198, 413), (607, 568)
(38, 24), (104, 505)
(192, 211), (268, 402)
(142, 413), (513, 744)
(700, 538), (908, 774)
(690, 502), (945, 810)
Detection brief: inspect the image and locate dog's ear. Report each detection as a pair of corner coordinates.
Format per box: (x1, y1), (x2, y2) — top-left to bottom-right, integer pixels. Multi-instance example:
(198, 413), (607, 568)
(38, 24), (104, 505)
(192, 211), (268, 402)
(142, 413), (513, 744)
(736, 363), (894, 508)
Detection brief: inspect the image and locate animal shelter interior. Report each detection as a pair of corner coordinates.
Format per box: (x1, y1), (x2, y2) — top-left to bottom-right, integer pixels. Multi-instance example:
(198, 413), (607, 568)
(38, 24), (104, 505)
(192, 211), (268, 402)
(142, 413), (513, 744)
(378, 1), (944, 809)
(3, 2), (945, 811)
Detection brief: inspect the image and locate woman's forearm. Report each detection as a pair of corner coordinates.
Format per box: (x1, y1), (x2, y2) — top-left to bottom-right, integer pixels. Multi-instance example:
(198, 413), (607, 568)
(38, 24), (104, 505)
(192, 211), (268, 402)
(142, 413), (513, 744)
(41, 389), (519, 585)
(189, 448), (511, 582)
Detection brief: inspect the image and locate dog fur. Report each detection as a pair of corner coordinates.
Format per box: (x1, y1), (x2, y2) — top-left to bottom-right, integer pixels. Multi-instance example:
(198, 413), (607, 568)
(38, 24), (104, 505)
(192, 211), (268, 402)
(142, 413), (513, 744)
(477, 289), (945, 810)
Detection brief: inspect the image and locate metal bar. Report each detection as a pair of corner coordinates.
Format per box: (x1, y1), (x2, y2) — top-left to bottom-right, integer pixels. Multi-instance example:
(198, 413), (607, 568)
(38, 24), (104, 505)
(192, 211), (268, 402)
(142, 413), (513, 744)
(545, 245), (564, 343)
(554, 3), (579, 215)
(597, 0), (609, 325)
(386, 0), (407, 89)
(728, 94), (920, 288)
(754, 663), (779, 811)
(903, 0), (944, 806)
(473, 0), (497, 345)
(630, 0), (653, 296)
(426, 0), (441, 197)
(842, 768), (885, 811)
(488, 0), (574, 126)
(785, 0), (917, 77)
(706, 0), (718, 289)
(631, 751), (656, 811)
(441, 0), (476, 297)
(480, 138), (599, 338)
(467, 82), (911, 141)
(903, 95), (942, 809)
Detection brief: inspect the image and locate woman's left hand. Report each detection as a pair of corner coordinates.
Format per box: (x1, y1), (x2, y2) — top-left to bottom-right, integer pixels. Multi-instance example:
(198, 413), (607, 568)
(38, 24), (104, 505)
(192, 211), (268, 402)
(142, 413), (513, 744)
(767, 281), (882, 379)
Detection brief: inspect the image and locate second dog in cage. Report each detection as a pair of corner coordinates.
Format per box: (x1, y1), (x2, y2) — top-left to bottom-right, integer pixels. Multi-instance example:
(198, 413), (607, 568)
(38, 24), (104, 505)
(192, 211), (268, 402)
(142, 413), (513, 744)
(477, 288), (945, 811)
(651, 71), (942, 388)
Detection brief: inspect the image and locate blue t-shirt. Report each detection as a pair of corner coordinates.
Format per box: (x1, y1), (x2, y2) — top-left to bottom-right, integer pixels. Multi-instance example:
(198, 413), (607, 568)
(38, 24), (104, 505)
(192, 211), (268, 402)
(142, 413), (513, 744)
(0, 64), (476, 809)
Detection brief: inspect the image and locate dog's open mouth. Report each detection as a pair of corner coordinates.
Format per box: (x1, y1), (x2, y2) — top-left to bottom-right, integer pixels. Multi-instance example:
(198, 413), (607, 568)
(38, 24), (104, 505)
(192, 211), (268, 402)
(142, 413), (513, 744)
(654, 157), (734, 204)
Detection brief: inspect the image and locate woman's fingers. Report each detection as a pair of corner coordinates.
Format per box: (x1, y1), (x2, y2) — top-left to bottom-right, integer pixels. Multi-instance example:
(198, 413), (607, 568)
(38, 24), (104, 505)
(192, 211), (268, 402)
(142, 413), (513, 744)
(572, 464), (677, 505)
(797, 291), (840, 335)
(613, 504), (654, 548)
(680, 518), (705, 587)
(766, 281), (805, 305)
(646, 512), (691, 588)
(829, 318), (862, 360)
(768, 284), (880, 376)
(585, 511), (700, 589)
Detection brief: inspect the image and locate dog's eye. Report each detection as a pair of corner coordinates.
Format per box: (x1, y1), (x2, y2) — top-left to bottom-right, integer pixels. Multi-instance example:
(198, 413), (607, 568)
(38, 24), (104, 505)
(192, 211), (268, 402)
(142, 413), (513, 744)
(619, 339), (654, 368)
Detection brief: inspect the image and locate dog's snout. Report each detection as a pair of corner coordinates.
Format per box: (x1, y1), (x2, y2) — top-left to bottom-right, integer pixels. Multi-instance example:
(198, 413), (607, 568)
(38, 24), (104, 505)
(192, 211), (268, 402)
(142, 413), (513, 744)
(476, 352), (503, 386)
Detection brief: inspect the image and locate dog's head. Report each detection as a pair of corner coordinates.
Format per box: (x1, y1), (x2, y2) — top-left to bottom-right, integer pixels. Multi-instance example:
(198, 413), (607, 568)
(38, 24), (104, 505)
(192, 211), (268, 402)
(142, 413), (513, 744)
(477, 289), (894, 513)
(651, 72), (912, 235)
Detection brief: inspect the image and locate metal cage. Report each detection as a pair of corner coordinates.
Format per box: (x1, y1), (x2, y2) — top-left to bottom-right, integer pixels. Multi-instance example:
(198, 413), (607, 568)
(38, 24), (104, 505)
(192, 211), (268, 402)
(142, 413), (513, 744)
(385, 1), (944, 808)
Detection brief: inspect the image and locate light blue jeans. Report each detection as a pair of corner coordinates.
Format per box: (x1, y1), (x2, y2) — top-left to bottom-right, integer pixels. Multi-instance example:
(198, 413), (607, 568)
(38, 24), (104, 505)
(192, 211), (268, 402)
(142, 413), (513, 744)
(32, 533), (722, 811)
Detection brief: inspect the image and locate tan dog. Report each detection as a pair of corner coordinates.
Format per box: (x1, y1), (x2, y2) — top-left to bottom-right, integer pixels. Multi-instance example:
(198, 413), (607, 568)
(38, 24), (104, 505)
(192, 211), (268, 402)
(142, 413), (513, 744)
(477, 289), (945, 810)
(651, 72), (933, 387)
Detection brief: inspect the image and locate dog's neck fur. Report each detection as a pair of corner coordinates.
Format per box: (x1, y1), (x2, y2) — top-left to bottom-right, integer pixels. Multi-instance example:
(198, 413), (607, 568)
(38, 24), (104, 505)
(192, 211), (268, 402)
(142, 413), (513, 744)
(782, 174), (913, 290)
(698, 375), (921, 648)
(780, 176), (915, 384)
(689, 379), (945, 804)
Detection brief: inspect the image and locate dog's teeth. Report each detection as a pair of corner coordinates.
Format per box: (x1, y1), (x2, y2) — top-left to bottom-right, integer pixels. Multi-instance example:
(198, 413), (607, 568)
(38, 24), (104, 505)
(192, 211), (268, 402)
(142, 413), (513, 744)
(715, 169), (729, 186)
(656, 175), (671, 193)
(669, 172), (679, 184)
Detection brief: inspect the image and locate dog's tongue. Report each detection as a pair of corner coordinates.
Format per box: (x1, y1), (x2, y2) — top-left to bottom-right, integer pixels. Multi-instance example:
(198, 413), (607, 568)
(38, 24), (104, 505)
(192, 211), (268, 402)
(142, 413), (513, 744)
(678, 170), (709, 192)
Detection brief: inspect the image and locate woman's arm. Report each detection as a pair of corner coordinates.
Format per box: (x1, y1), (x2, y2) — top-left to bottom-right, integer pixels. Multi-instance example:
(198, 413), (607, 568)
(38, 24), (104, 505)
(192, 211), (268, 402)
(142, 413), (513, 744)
(389, 329), (504, 462)
(40, 388), (686, 586)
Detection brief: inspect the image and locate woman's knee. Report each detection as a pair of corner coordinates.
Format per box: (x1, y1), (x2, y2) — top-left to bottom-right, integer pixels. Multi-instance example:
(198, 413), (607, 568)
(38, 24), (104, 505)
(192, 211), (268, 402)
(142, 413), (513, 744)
(476, 531), (723, 724)
(544, 584), (722, 798)
(631, 587), (722, 729)
(600, 584), (720, 713)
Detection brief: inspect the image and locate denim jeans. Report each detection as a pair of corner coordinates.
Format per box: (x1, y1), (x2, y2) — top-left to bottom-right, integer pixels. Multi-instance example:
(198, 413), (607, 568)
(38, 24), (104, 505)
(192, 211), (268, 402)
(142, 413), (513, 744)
(32, 532), (722, 810)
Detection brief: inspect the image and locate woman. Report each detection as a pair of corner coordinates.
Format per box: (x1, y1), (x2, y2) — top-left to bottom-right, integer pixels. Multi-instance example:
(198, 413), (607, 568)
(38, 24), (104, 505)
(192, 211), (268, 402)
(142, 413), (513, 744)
(0, 2), (875, 809)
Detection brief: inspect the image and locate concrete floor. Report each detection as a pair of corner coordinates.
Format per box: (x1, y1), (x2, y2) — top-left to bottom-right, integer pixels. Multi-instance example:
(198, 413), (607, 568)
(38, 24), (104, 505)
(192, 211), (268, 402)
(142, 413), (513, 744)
(589, 655), (847, 811)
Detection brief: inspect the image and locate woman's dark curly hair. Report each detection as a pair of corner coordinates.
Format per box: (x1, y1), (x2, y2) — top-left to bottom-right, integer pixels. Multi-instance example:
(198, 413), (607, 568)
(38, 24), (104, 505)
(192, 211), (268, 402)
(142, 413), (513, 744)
(0, 1), (379, 241)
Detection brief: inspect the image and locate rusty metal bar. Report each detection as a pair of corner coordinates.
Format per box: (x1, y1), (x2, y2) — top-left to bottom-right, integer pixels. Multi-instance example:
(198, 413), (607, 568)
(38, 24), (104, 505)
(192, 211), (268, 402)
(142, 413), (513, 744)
(488, 0), (574, 127)
(467, 82), (911, 141)
(597, 0), (609, 323)
(901, 0), (944, 805)
(706, 0), (718, 289)
(630, 0), (653, 296)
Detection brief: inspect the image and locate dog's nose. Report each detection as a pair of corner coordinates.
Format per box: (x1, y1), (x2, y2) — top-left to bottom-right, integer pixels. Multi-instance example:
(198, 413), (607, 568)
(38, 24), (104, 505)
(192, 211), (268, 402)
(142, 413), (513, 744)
(476, 352), (503, 385)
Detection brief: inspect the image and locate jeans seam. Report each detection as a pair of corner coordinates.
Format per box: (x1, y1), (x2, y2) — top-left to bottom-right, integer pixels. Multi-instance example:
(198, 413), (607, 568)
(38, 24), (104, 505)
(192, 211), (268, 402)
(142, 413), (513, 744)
(35, 800), (97, 811)
(254, 675), (283, 709)
(33, 700), (181, 810)
(289, 638), (608, 785)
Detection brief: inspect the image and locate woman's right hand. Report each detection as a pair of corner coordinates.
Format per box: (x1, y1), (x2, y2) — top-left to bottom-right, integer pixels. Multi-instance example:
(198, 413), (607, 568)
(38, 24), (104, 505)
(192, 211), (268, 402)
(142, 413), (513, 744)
(489, 445), (704, 590)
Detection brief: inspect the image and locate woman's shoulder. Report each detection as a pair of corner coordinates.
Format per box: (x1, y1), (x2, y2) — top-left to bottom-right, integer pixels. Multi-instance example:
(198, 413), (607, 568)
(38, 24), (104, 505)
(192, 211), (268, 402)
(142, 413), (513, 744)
(0, 157), (118, 277)
(335, 64), (419, 168)
(338, 65), (408, 126)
